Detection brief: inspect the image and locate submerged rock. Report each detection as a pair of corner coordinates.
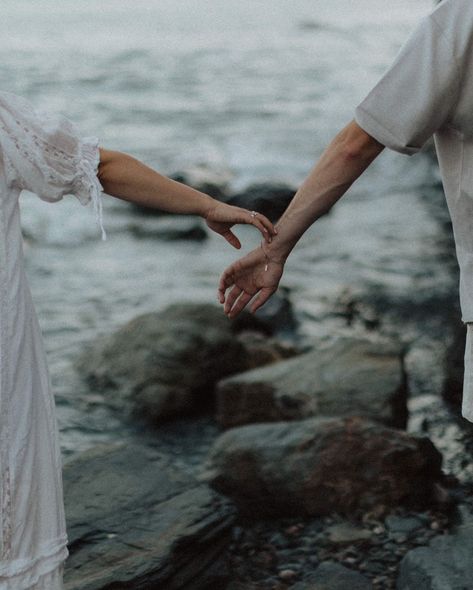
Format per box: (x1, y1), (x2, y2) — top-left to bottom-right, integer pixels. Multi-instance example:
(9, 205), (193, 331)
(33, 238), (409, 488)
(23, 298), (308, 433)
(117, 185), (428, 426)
(63, 441), (237, 590)
(198, 415), (444, 518)
(127, 216), (208, 241)
(216, 333), (408, 429)
(226, 182), (297, 222)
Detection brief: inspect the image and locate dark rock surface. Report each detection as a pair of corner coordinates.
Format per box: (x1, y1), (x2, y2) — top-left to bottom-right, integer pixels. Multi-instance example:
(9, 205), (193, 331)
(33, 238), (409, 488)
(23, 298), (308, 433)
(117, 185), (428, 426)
(216, 333), (408, 429)
(63, 441), (237, 590)
(291, 561), (373, 589)
(198, 415), (445, 518)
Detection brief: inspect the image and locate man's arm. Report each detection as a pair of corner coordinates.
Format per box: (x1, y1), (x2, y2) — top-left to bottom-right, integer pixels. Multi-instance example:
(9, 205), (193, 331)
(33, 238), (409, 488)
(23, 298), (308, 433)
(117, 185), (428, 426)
(218, 119), (385, 317)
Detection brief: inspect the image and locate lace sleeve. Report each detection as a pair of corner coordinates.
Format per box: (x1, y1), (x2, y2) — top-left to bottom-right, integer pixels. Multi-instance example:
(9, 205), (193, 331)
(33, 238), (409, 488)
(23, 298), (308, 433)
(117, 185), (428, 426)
(0, 91), (106, 240)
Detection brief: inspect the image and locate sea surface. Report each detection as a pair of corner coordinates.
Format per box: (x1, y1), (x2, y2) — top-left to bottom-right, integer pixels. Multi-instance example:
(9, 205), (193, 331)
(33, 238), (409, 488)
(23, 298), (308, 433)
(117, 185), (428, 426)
(0, 0), (449, 459)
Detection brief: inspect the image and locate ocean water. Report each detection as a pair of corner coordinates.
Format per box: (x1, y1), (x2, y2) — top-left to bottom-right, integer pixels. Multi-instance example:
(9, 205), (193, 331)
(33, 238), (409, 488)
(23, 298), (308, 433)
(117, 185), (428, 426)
(0, 0), (447, 456)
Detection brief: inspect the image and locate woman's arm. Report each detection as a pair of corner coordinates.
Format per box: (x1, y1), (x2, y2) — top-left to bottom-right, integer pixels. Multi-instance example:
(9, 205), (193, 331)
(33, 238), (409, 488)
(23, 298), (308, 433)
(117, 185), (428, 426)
(97, 148), (276, 247)
(218, 119), (385, 315)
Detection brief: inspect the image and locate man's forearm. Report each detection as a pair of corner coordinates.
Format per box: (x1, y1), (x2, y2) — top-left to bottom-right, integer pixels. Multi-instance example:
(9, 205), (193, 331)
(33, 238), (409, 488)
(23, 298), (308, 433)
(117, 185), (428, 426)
(97, 148), (215, 217)
(266, 120), (385, 261)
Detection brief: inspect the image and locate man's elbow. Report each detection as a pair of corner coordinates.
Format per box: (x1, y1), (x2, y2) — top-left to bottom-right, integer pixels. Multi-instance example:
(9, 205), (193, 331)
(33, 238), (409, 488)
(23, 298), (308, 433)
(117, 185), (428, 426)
(338, 120), (385, 161)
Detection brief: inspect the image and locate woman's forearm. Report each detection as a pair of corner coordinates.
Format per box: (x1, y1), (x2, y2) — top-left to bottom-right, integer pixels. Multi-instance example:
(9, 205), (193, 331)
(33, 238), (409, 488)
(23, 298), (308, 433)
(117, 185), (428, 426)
(265, 119), (385, 262)
(97, 148), (215, 217)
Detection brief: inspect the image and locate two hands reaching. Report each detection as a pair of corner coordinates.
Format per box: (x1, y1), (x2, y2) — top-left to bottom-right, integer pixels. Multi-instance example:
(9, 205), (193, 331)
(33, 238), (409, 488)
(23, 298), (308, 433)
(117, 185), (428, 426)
(203, 201), (285, 319)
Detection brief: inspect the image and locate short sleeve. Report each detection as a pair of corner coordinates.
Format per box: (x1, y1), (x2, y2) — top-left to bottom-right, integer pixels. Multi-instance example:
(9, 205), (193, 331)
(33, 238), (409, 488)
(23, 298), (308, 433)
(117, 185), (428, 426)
(0, 91), (106, 240)
(354, 11), (462, 156)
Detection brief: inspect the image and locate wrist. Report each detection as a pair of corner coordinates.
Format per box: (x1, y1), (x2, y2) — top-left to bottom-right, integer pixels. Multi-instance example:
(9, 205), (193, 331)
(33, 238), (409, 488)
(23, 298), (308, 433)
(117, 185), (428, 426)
(260, 240), (288, 266)
(198, 194), (217, 219)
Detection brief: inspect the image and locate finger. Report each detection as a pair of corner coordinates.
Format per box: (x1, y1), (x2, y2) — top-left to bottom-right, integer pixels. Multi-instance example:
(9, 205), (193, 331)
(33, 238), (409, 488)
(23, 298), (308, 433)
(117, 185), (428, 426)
(227, 292), (253, 319)
(250, 288), (274, 313)
(250, 216), (274, 243)
(222, 230), (241, 250)
(218, 268), (235, 303)
(224, 285), (243, 315)
(255, 212), (277, 237)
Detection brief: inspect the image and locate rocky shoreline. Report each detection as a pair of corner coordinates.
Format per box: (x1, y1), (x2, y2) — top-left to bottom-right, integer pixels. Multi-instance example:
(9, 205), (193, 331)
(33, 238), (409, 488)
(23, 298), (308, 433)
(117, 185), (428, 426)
(62, 161), (473, 590)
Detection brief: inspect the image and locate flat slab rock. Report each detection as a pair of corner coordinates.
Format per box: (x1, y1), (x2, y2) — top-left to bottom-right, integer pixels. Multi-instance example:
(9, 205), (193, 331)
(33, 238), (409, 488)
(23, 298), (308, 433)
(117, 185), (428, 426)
(216, 333), (407, 429)
(63, 441), (237, 590)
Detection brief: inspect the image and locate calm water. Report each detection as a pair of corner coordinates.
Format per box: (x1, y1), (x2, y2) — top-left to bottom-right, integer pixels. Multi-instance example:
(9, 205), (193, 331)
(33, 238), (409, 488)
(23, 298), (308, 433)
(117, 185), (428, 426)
(0, 0), (448, 458)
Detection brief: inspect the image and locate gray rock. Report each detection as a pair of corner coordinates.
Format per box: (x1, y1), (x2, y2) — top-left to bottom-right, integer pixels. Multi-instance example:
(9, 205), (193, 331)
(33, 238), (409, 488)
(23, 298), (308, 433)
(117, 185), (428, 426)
(128, 216), (208, 241)
(292, 561), (373, 589)
(385, 515), (425, 535)
(76, 303), (250, 424)
(325, 523), (373, 544)
(63, 441), (237, 590)
(198, 415), (443, 518)
(396, 505), (473, 590)
(216, 333), (407, 429)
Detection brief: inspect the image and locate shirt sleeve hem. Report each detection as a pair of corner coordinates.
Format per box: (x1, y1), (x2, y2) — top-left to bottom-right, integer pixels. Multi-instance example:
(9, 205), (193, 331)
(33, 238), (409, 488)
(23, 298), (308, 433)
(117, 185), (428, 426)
(354, 106), (421, 156)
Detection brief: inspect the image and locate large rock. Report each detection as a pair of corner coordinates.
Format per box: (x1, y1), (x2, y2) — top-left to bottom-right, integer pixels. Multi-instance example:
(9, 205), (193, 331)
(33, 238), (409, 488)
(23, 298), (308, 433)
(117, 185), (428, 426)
(396, 505), (473, 590)
(76, 303), (258, 424)
(226, 182), (296, 222)
(198, 415), (444, 518)
(63, 441), (237, 590)
(216, 334), (408, 429)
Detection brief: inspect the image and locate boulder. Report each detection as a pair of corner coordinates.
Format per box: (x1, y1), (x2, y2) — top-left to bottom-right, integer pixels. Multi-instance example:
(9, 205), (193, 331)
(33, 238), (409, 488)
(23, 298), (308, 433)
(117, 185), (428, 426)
(216, 334), (407, 429)
(198, 415), (444, 518)
(226, 182), (296, 222)
(396, 505), (473, 590)
(63, 441), (237, 590)
(75, 303), (285, 424)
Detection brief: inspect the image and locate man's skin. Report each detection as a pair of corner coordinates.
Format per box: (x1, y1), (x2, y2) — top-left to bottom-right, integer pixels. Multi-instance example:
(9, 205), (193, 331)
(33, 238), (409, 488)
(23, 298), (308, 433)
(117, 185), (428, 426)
(218, 119), (386, 317)
(97, 148), (276, 249)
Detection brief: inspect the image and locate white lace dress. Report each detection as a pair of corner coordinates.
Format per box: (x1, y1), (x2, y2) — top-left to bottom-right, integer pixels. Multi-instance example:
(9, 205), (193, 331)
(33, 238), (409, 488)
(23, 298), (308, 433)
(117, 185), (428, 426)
(0, 91), (106, 589)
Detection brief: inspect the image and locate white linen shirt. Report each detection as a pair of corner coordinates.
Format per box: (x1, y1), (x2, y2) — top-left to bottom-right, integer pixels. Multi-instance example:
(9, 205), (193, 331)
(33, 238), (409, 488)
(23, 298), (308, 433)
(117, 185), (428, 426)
(355, 0), (473, 323)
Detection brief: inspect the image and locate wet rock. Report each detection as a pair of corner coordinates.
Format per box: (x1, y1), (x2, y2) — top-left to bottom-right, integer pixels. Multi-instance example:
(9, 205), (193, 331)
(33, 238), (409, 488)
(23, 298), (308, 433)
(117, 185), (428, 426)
(226, 182), (297, 222)
(75, 303), (252, 424)
(292, 561), (373, 589)
(232, 287), (298, 335)
(170, 164), (233, 200)
(236, 330), (298, 370)
(198, 415), (444, 518)
(216, 333), (408, 429)
(128, 216), (208, 241)
(385, 515), (425, 535)
(396, 505), (473, 590)
(63, 441), (237, 590)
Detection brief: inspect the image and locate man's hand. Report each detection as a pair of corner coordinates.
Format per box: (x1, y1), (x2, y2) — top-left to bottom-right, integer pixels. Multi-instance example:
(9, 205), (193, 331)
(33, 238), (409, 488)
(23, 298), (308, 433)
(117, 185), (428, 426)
(218, 246), (285, 317)
(205, 202), (276, 249)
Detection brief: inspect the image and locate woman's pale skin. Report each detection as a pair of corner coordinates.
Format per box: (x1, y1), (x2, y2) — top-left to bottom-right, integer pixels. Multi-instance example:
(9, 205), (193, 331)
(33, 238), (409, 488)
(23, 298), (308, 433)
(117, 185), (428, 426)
(97, 148), (277, 248)
(218, 119), (386, 317)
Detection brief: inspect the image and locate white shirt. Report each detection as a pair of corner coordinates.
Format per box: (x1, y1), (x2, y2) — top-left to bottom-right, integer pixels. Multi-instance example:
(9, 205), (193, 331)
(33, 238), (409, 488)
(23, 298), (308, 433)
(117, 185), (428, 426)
(354, 0), (473, 323)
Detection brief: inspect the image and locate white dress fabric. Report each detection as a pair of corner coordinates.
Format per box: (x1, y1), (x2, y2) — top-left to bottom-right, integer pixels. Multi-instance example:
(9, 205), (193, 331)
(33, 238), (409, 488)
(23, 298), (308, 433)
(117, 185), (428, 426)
(353, 0), (473, 422)
(0, 90), (106, 589)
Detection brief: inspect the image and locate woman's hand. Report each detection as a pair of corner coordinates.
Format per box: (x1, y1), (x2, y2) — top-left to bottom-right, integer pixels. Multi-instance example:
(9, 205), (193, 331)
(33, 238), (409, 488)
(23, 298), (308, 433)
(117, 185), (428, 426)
(218, 245), (285, 317)
(204, 202), (276, 248)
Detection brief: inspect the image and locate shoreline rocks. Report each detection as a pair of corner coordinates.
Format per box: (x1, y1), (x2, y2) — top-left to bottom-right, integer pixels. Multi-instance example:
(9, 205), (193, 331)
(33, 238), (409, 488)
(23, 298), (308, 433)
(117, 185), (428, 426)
(63, 441), (237, 590)
(198, 415), (445, 519)
(216, 333), (408, 429)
